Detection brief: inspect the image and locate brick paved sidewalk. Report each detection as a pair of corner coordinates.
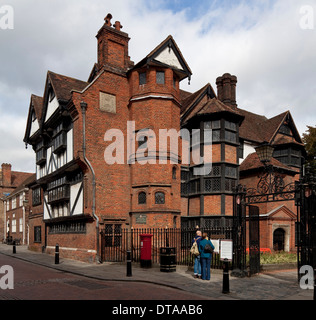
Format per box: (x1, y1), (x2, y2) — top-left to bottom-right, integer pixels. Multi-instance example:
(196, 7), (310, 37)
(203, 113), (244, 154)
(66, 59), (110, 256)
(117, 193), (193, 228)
(0, 244), (313, 300)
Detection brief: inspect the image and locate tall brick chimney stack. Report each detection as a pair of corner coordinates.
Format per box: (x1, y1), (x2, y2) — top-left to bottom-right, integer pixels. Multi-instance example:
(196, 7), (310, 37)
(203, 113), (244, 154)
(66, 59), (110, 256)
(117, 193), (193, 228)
(216, 73), (237, 108)
(1, 163), (12, 187)
(96, 13), (132, 72)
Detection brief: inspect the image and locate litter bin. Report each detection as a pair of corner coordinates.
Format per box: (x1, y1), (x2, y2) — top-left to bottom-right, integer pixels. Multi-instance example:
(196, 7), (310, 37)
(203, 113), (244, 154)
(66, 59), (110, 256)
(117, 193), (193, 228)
(140, 234), (152, 268)
(160, 247), (176, 272)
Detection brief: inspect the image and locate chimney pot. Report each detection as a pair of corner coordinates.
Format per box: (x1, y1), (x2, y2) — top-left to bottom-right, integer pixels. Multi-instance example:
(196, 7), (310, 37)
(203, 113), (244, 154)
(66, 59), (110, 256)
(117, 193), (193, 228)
(104, 13), (112, 27)
(114, 21), (123, 31)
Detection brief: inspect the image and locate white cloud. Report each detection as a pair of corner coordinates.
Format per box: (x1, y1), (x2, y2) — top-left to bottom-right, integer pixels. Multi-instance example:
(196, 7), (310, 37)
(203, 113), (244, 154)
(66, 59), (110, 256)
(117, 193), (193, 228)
(0, 0), (315, 172)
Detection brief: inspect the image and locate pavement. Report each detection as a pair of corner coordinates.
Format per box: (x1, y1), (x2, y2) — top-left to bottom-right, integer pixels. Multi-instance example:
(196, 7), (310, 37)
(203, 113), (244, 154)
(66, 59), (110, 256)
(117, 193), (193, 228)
(0, 244), (313, 300)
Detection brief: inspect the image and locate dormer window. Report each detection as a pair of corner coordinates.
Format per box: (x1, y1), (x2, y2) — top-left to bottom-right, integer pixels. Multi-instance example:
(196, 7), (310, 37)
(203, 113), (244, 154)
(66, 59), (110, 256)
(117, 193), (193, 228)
(156, 71), (165, 84)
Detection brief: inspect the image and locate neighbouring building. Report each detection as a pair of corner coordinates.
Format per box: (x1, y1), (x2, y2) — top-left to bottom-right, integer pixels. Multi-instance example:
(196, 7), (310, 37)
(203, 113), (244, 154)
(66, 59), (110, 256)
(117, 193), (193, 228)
(23, 14), (305, 262)
(3, 174), (36, 245)
(0, 163), (34, 242)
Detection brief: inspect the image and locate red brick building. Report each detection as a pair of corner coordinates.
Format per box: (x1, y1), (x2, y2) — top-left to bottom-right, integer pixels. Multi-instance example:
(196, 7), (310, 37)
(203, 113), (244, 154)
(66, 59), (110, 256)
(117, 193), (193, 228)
(23, 14), (305, 262)
(0, 163), (34, 242)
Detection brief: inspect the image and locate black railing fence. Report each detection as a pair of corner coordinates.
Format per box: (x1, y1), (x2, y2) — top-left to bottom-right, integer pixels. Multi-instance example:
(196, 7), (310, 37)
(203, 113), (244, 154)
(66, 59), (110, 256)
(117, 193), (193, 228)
(100, 226), (234, 269)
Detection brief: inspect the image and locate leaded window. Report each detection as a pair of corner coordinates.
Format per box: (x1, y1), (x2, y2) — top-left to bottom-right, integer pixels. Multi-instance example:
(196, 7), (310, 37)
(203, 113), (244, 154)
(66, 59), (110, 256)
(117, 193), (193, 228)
(155, 192), (165, 204)
(47, 176), (70, 204)
(204, 178), (221, 192)
(139, 72), (146, 85)
(32, 187), (41, 206)
(156, 71), (165, 84)
(138, 192), (146, 204)
(34, 226), (41, 243)
(104, 224), (122, 247)
(204, 120), (221, 143)
(224, 120), (237, 143)
(52, 123), (67, 154)
(225, 166), (237, 178)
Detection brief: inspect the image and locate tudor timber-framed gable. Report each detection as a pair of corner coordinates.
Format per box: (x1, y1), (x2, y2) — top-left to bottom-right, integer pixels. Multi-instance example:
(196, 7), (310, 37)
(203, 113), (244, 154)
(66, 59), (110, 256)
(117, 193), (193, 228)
(24, 71), (89, 223)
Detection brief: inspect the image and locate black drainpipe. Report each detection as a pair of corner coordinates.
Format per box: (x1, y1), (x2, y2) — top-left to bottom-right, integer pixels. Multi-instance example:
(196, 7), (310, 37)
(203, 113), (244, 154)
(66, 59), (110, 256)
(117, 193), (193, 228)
(80, 101), (100, 262)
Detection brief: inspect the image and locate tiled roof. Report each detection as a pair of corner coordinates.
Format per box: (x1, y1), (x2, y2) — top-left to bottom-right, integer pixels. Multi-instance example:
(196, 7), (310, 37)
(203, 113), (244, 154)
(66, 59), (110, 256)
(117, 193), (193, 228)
(48, 71), (88, 102)
(8, 173), (36, 197)
(239, 152), (298, 173)
(9, 171), (34, 189)
(238, 109), (292, 144)
(180, 84), (210, 115)
(31, 94), (43, 121)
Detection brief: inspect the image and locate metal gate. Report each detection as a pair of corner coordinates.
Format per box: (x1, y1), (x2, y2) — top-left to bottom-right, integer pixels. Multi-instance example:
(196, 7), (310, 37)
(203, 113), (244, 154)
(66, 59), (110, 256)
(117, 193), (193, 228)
(296, 176), (316, 274)
(249, 205), (260, 275)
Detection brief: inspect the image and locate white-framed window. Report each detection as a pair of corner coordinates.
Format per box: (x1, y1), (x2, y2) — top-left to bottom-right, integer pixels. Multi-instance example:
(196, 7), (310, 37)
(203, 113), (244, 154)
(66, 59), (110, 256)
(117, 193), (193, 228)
(19, 218), (23, 232)
(12, 219), (16, 233)
(19, 192), (24, 207)
(6, 201), (9, 211)
(12, 196), (16, 209)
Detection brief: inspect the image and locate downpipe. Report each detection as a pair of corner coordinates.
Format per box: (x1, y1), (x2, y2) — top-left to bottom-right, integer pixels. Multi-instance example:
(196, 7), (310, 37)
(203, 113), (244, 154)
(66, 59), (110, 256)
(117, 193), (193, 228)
(80, 101), (100, 263)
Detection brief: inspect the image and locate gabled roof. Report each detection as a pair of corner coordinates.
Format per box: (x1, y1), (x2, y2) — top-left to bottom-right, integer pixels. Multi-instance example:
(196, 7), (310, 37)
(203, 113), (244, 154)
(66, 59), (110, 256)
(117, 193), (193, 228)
(131, 35), (192, 82)
(259, 204), (296, 219)
(46, 71), (88, 103)
(24, 71), (88, 144)
(180, 83), (244, 126)
(180, 83), (214, 115)
(239, 109), (303, 146)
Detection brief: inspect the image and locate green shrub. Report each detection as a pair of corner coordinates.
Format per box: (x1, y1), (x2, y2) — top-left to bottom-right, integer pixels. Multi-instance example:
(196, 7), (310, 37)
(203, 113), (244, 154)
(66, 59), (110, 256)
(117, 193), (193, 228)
(259, 251), (297, 264)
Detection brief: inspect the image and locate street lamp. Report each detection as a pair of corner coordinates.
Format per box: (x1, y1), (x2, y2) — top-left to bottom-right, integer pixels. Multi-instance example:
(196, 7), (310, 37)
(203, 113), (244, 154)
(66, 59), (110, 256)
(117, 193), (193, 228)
(255, 141), (274, 164)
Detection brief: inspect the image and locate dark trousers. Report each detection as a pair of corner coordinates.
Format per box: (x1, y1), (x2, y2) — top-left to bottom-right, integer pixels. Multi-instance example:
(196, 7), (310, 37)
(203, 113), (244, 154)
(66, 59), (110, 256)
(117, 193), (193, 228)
(201, 256), (212, 280)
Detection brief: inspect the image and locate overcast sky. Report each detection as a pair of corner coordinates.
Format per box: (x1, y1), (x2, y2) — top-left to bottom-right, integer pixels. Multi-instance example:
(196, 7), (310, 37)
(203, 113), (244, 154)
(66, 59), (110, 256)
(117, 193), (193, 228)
(0, 0), (315, 173)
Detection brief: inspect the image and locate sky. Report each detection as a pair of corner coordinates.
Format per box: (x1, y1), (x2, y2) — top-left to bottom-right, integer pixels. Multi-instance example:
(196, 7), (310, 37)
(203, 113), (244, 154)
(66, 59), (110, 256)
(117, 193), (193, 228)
(0, 0), (315, 173)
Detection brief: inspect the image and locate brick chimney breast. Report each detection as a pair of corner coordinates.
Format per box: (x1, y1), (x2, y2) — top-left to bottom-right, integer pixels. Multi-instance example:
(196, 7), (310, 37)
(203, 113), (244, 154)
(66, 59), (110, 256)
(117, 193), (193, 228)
(1, 163), (12, 187)
(96, 14), (130, 71)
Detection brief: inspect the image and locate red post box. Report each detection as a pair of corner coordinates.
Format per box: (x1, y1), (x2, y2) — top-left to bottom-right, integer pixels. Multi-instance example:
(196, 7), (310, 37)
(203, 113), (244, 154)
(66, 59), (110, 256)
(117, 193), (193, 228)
(140, 234), (152, 268)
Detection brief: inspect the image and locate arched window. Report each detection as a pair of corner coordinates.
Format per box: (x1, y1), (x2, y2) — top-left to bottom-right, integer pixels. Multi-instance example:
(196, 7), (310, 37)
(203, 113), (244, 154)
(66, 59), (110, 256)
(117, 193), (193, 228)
(138, 192), (146, 204)
(155, 192), (165, 204)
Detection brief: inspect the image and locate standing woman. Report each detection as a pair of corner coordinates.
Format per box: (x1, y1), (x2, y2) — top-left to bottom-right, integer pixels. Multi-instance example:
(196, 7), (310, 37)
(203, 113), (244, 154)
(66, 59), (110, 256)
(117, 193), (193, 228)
(199, 233), (215, 280)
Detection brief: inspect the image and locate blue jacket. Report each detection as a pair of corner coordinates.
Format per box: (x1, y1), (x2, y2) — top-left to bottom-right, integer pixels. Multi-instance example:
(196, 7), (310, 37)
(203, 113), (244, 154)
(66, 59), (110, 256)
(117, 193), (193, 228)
(199, 239), (215, 258)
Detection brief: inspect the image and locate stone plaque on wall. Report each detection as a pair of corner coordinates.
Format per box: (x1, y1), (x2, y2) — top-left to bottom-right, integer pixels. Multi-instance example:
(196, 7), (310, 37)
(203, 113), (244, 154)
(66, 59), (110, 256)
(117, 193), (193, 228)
(99, 91), (116, 113)
(135, 214), (147, 224)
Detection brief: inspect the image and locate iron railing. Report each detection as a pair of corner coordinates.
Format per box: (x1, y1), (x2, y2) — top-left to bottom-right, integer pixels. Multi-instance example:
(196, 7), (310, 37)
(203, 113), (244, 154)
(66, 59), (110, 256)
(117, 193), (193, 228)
(100, 226), (234, 269)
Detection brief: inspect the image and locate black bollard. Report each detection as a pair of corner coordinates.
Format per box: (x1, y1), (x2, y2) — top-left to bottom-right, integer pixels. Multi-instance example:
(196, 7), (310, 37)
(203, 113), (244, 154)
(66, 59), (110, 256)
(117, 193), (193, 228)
(13, 240), (16, 254)
(126, 250), (132, 277)
(222, 259), (230, 294)
(55, 244), (59, 264)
